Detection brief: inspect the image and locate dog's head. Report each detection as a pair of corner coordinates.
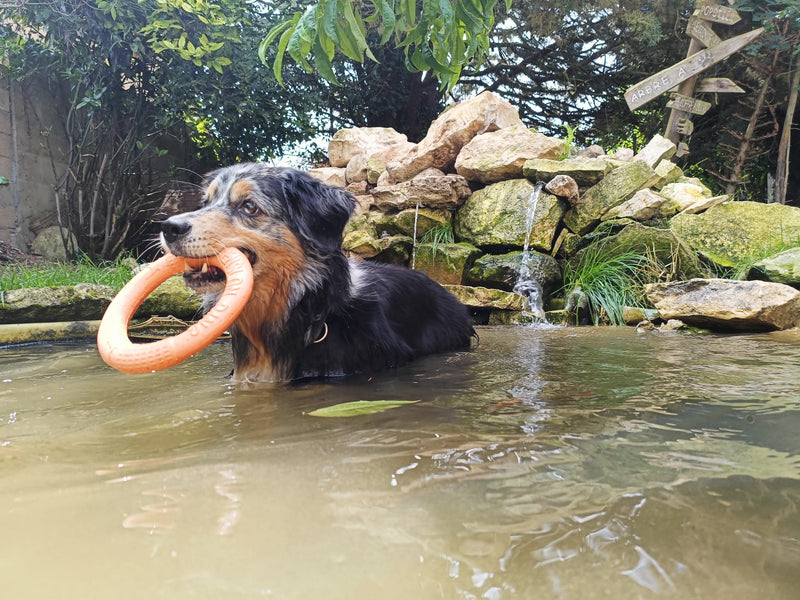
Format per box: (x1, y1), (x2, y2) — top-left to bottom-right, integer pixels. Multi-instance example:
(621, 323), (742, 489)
(160, 164), (355, 294)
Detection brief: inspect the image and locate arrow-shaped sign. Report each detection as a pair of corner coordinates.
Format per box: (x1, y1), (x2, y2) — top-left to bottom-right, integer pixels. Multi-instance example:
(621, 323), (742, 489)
(687, 15), (721, 48)
(697, 0), (741, 25)
(625, 27), (763, 111)
(695, 77), (745, 93)
(666, 93), (712, 115)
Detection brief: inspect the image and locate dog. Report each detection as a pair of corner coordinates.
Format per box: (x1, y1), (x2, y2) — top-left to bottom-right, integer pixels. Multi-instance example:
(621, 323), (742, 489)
(160, 164), (475, 382)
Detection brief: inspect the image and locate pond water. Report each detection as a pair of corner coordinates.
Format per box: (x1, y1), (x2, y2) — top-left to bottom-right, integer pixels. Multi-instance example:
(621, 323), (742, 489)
(1, 326), (799, 599)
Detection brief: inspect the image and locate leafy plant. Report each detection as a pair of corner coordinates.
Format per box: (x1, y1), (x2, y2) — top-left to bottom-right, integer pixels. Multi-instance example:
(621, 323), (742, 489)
(420, 222), (455, 259)
(560, 240), (662, 326)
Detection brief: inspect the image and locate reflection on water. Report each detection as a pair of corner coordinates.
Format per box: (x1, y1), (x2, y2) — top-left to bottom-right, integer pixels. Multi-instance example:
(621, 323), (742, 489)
(1, 326), (799, 599)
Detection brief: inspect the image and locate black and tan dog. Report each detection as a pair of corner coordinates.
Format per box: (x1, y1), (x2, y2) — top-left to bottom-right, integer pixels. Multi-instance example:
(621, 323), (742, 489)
(160, 164), (475, 382)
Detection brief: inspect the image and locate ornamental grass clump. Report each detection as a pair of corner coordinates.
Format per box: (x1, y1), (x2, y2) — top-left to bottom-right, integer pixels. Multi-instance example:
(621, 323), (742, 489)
(561, 240), (662, 326)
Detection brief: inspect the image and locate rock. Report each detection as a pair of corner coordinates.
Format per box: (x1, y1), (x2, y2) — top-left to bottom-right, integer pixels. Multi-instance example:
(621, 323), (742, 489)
(373, 236), (413, 265)
(670, 201), (800, 268)
(138, 275), (203, 320)
(386, 91), (524, 182)
(454, 179), (565, 251)
(342, 229), (381, 258)
(522, 157), (613, 187)
(372, 173), (471, 211)
(678, 194), (729, 215)
(749, 247), (800, 287)
(454, 124), (564, 183)
(569, 222), (706, 280)
(442, 284), (526, 310)
(466, 251), (562, 302)
(611, 148), (634, 162)
(308, 167), (347, 188)
(658, 182), (712, 216)
(651, 160), (683, 189)
(633, 134), (676, 168)
(601, 188), (666, 222)
(577, 144), (605, 158)
(370, 207), (451, 239)
(413, 242), (482, 285)
(0, 321), (102, 345)
(345, 154), (368, 183)
(562, 161), (657, 235)
(545, 174), (580, 206)
(31, 226), (77, 261)
(0, 283), (115, 323)
(644, 278), (800, 331)
(328, 127), (410, 168)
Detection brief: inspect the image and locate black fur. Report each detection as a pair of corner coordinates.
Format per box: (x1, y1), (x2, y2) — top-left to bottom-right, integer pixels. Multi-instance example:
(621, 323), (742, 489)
(160, 164), (475, 382)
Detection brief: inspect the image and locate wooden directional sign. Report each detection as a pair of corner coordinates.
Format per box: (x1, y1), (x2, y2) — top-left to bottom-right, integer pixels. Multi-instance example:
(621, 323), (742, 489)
(694, 77), (745, 93)
(666, 93), (712, 115)
(687, 15), (721, 48)
(625, 27), (764, 111)
(697, 0), (741, 25)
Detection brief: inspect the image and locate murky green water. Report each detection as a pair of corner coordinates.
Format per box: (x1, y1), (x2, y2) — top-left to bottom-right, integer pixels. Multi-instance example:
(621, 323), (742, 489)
(1, 326), (799, 599)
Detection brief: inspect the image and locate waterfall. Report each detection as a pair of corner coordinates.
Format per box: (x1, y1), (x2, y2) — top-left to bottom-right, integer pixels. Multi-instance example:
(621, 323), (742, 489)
(513, 182), (546, 320)
(411, 200), (420, 269)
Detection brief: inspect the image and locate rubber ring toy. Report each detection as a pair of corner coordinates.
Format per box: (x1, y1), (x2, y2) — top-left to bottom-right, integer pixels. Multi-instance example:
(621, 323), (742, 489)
(97, 247), (254, 374)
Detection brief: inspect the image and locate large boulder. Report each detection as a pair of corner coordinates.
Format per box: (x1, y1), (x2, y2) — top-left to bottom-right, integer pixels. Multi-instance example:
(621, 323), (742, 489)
(412, 242), (482, 285)
(454, 124), (564, 183)
(372, 172), (472, 211)
(386, 91), (524, 182)
(522, 157), (613, 187)
(644, 278), (800, 331)
(466, 251), (562, 302)
(328, 127), (410, 168)
(454, 179), (565, 251)
(670, 201), (800, 268)
(749, 247), (800, 287)
(563, 161), (657, 235)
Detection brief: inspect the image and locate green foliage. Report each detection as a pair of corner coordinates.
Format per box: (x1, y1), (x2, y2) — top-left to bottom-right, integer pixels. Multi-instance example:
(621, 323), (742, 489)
(261, 0), (512, 91)
(420, 221), (455, 258)
(0, 255), (136, 292)
(561, 240), (662, 326)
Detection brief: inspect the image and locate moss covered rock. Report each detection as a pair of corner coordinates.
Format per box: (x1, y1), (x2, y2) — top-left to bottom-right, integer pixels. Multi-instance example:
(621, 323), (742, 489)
(563, 161), (656, 235)
(748, 247), (800, 287)
(466, 251), (562, 302)
(454, 179), (565, 251)
(670, 201), (800, 268)
(413, 242), (481, 285)
(442, 284), (526, 310)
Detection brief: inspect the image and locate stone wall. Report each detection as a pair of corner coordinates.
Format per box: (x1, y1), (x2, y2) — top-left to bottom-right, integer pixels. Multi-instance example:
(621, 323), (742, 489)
(0, 75), (70, 249)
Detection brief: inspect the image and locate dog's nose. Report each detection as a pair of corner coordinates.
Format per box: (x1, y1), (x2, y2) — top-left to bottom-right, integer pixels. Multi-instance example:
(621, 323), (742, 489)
(161, 218), (192, 243)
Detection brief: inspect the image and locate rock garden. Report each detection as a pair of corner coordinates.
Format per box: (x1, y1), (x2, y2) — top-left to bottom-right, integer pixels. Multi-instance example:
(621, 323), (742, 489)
(2, 90), (800, 342)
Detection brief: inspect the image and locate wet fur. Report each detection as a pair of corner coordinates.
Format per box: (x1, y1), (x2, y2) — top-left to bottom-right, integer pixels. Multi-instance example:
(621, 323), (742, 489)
(160, 164), (475, 382)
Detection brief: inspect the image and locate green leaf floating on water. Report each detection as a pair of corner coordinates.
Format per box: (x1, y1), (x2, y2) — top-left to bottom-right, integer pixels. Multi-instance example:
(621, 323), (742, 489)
(306, 400), (419, 418)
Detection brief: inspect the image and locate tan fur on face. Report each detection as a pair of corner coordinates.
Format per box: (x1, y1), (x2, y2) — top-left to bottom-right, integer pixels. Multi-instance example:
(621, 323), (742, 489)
(164, 208), (308, 382)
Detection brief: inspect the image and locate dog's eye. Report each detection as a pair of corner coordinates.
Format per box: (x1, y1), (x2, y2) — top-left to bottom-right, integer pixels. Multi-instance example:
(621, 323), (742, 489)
(239, 199), (260, 217)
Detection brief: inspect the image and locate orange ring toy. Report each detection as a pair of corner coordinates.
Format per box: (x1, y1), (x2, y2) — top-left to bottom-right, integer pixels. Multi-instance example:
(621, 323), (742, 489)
(97, 248), (254, 374)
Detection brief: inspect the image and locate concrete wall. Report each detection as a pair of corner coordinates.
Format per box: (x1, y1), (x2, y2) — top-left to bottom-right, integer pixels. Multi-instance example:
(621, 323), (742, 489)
(0, 75), (70, 249)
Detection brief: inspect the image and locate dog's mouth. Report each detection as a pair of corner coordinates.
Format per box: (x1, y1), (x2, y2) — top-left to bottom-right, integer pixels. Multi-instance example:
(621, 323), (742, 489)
(179, 248), (256, 288)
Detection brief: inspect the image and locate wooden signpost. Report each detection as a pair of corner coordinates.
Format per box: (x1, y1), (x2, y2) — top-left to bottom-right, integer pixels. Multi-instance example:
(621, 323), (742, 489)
(624, 0), (763, 156)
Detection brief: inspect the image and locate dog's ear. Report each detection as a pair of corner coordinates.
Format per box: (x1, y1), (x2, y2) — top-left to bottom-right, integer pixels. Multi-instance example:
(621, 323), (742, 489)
(281, 170), (356, 255)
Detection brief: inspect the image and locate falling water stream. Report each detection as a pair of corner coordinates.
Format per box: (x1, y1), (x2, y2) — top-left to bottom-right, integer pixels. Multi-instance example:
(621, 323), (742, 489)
(513, 181), (546, 319)
(411, 200), (420, 269)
